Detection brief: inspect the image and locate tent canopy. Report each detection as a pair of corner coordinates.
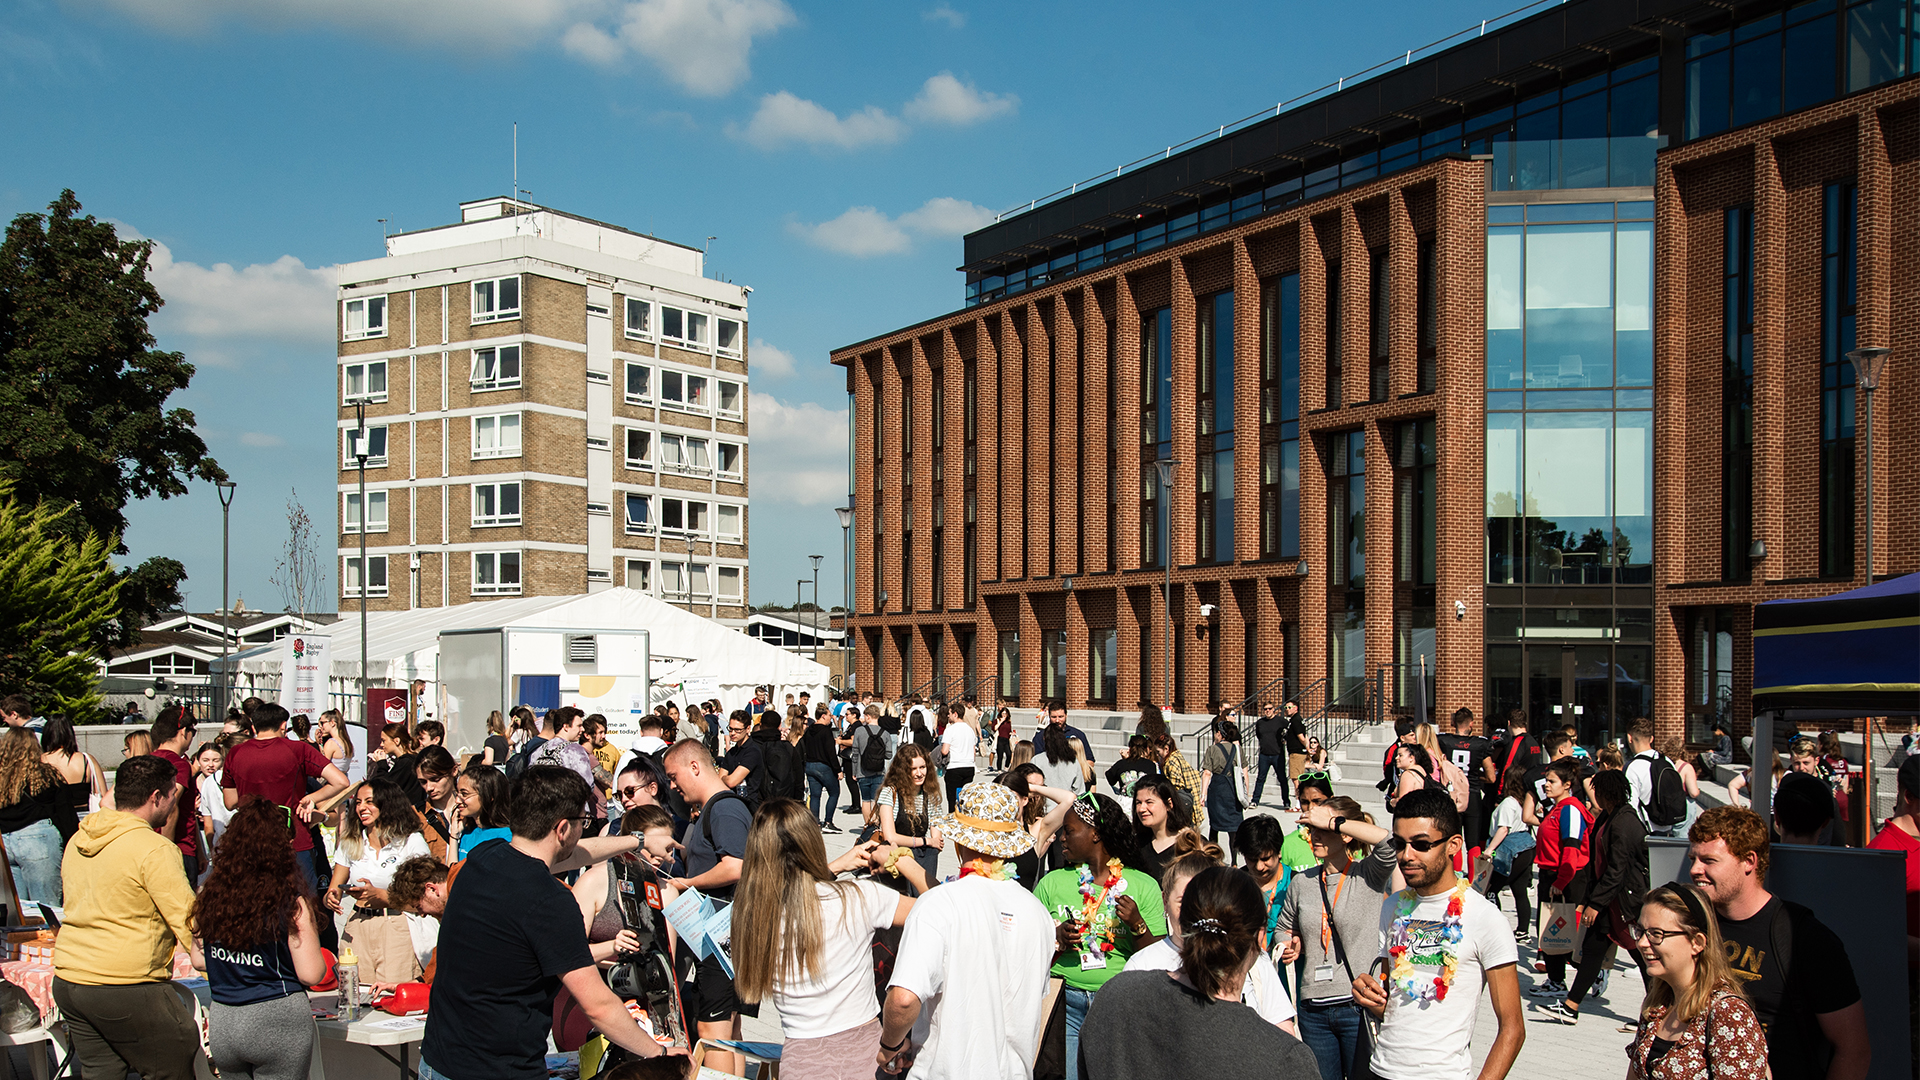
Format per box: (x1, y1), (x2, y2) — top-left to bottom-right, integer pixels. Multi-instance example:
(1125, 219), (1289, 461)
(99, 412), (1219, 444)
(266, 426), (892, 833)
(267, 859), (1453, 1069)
(1753, 572), (1920, 715)
(228, 590), (829, 711)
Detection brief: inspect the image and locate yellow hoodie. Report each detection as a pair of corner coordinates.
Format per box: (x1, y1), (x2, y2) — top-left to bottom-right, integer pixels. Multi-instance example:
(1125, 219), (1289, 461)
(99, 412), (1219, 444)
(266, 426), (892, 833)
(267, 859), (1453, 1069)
(52, 808), (196, 985)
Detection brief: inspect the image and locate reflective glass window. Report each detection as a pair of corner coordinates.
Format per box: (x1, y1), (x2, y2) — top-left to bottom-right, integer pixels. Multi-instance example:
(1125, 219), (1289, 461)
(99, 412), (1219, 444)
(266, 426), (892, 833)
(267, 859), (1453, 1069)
(1524, 223), (1613, 389)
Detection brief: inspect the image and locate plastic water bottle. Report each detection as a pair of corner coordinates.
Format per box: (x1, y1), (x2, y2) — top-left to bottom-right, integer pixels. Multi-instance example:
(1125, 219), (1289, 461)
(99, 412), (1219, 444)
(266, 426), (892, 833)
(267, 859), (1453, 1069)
(337, 946), (360, 1023)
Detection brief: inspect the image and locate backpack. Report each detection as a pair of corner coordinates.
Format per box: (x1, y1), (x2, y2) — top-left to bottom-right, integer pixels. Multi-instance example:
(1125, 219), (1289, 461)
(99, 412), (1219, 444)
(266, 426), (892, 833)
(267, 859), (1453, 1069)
(504, 735), (548, 780)
(757, 734), (800, 806)
(699, 791), (751, 849)
(859, 724), (887, 774)
(1644, 753), (1688, 828)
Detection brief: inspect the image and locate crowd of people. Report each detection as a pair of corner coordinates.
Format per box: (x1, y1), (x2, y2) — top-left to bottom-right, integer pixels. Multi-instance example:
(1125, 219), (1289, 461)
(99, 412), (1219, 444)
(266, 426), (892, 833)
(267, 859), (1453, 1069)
(0, 686), (1909, 1080)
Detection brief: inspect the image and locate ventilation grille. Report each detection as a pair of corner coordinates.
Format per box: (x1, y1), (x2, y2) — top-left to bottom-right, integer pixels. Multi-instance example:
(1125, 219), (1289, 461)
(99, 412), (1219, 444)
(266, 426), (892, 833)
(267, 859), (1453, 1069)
(567, 635), (597, 664)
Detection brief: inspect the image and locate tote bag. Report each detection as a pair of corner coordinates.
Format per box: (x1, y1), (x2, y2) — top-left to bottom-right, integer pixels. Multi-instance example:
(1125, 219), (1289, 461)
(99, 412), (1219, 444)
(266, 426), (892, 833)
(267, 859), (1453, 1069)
(1537, 900), (1585, 962)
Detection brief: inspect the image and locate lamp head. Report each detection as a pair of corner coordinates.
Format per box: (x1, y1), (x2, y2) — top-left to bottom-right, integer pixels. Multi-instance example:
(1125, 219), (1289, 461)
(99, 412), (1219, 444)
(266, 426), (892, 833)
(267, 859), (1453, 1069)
(1154, 458), (1178, 488)
(1847, 346), (1892, 391)
(835, 506), (853, 529)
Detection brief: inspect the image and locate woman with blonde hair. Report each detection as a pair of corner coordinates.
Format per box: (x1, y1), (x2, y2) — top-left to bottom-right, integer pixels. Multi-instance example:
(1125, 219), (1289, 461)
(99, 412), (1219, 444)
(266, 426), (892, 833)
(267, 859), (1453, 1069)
(0, 727), (76, 903)
(733, 799), (911, 1078)
(1625, 883), (1767, 1078)
(875, 743), (945, 880)
(1414, 722), (1471, 813)
(480, 710), (510, 768)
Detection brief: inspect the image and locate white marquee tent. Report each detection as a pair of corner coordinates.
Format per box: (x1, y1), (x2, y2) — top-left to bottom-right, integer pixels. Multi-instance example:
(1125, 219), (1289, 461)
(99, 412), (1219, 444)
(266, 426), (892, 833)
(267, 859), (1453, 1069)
(226, 590), (830, 716)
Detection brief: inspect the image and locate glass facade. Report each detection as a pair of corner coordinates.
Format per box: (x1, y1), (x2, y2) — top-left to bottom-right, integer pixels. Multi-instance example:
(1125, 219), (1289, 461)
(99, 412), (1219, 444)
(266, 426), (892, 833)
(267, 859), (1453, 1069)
(1820, 181), (1858, 578)
(1686, 0), (1920, 141)
(1261, 274), (1302, 560)
(1486, 202), (1655, 586)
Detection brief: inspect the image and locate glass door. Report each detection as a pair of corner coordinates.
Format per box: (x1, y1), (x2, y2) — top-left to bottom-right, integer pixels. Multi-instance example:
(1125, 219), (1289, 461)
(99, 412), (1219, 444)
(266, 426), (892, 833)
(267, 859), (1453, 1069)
(1567, 645), (1614, 749)
(1528, 646), (1566, 733)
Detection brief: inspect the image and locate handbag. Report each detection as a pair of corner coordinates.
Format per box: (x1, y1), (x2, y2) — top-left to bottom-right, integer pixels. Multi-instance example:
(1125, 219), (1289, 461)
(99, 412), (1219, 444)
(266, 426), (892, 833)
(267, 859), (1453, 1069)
(1033, 977), (1067, 1080)
(1318, 871), (1378, 1077)
(1538, 899), (1585, 962)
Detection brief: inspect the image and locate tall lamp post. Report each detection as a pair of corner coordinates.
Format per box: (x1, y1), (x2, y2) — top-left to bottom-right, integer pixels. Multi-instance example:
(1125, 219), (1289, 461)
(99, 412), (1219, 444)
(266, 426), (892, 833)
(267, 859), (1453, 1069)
(1846, 347), (1892, 585)
(809, 554), (823, 663)
(1154, 459), (1179, 715)
(796, 578), (807, 659)
(836, 507), (853, 687)
(351, 399), (371, 730)
(216, 480), (237, 712)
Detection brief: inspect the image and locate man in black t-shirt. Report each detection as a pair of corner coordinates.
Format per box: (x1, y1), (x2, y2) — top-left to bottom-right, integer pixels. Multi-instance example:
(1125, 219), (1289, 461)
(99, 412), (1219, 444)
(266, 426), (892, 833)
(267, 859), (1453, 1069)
(1250, 702), (1286, 808)
(1687, 806), (1870, 1080)
(662, 739), (756, 1077)
(1281, 701), (1310, 811)
(716, 710), (762, 807)
(1439, 707), (1496, 851)
(421, 766), (679, 1080)
(1489, 709), (1542, 790)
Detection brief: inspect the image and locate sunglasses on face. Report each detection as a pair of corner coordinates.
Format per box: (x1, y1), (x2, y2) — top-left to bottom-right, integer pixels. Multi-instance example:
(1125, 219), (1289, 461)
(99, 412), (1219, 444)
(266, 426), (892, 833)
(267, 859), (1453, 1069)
(1387, 834), (1455, 853)
(618, 786), (644, 799)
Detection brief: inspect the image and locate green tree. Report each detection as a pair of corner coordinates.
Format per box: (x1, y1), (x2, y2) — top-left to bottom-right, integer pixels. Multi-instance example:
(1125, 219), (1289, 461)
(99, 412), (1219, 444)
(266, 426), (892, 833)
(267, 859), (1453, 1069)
(0, 190), (225, 646)
(0, 486), (124, 714)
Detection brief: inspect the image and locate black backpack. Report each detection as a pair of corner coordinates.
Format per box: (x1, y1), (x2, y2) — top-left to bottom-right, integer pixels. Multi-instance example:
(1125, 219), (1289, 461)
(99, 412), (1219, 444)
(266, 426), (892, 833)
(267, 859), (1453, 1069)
(1645, 753), (1688, 828)
(504, 735), (547, 780)
(758, 734), (800, 806)
(859, 724), (887, 774)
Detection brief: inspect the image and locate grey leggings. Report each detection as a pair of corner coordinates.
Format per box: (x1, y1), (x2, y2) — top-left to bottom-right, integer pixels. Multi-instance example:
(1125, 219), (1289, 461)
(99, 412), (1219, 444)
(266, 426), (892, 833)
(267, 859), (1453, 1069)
(210, 994), (317, 1080)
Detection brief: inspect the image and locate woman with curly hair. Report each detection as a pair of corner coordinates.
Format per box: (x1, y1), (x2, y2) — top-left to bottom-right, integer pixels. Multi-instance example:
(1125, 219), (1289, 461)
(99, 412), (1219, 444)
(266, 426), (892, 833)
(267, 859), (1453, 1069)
(192, 797), (327, 1080)
(325, 779), (429, 983)
(875, 743), (945, 881)
(0, 727), (77, 903)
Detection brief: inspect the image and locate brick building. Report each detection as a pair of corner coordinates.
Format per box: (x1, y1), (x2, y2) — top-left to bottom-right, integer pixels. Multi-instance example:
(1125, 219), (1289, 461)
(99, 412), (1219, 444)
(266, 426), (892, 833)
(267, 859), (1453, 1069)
(336, 199), (751, 620)
(832, 0), (1918, 749)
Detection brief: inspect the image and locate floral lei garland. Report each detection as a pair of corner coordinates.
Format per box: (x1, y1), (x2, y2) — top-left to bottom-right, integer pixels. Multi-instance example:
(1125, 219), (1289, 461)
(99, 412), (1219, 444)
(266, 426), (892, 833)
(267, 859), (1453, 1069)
(1075, 857), (1128, 954)
(958, 857), (1018, 882)
(1386, 877), (1470, 1002)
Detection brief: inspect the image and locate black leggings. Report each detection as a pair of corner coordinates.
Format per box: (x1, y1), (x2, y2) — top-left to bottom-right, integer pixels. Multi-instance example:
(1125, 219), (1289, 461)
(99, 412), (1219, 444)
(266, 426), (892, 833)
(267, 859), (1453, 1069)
(1207, 829), (1238, 863)
(1489, 847), (1535, 933)
(943, 767), (975, 813)
(1568, 917), (1648, 1005)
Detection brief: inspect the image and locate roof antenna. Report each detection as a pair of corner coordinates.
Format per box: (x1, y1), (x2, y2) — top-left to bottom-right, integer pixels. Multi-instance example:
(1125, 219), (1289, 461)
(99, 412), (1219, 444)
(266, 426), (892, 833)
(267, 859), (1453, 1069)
(377, 218), (389, 247)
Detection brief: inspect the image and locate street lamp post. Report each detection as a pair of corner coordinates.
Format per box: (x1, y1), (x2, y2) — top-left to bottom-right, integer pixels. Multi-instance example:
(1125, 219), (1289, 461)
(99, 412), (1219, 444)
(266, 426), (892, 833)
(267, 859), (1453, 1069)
(352, 399), (371, 731)
(796, 579), (807, 660)
(809, 554), (823, 663)
(216, 480), (237, 712)
(836, 507), (853, 688)
(1846, 347), (1893, 586)
(1154, 459), (1179, 715)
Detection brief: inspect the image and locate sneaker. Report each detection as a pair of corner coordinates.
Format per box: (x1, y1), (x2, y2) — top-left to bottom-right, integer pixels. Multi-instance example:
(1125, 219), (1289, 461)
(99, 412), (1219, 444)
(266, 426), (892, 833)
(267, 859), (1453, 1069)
(1594, 970), (1610, 998)
(821, 822), (842, 834)
(1513, 929), (1530, 943)
(1527, 979), (1567, 998)
(1532, 999), (1578, 1024)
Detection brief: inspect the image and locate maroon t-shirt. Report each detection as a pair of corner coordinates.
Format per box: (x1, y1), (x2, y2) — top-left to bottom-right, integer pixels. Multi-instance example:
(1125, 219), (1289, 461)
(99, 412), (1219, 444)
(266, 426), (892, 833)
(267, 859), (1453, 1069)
(152, 747), (197, 858)
(222, 735), (332, 851)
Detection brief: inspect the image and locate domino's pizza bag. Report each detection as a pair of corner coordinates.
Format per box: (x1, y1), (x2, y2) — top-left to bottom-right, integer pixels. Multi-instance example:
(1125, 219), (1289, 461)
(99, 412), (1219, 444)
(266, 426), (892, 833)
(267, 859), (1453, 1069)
(1537, 900), (1585, 962)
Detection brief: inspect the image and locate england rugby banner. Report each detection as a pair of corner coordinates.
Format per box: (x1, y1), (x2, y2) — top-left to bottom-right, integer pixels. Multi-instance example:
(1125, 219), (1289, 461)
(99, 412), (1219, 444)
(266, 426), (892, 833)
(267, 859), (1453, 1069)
(278, 635), (331, 717)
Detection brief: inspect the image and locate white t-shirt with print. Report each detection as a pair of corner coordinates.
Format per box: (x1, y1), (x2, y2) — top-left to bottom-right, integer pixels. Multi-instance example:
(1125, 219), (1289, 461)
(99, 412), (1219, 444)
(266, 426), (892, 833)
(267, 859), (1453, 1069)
(1490, 796), (1525, 838)
(1369, 885), (1518, 1080)
(1123, 937), (1297, 1027)
(940, 722), (978, 771)
(888, 875), (1053, 1080)
(332, 832), (433, 891)
(773, 880), (902, 1040)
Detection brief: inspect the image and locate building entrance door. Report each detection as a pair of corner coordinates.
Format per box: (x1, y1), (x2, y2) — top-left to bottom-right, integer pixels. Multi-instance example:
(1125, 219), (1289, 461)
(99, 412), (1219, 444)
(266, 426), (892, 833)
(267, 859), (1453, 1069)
(1491, 642), (1648, 752)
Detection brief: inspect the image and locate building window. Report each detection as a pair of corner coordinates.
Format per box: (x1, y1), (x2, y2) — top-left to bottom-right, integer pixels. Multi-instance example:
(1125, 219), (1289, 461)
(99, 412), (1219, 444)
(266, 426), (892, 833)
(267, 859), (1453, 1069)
(660, 561), (685, 598)
(717, 565), (742, 600)
(472, 481), (522, 527)
(625, 429), (652, 469)
(625, 298), (652, 339)
(717, 503), (741, 540)
(624, 494), (652, 534)
(344, 555), (388, 597)
(342, 361), (387, 404)
(625, 363), (652, 404)
(343, 490), (388, 534)
(1820, 181), (1858, 578)
(660, 306), (709, 349)
(1723, 206), (1755, 581)
(716, 442), (742, 478)
(472, 413), (523, 460)
(1262, 273), (1301, 560)
(1041, 630), (1067, 701)
(625, 558), (652, 592)
(1686, 607), (1737, 743)
(998, 630), (1020, 701)
(716, 318), (742, 356)
(1089, 628), (1117, 703)
(1329, 430), (1365, 591)
(1325, 260), (1342, 409)
(344, 424), (388, 467)
(658, 435), (709, 476)
(1415, 236), (1436, 394)
(1197, 292), (1234, 437)
(660, 498), (709, 536)
(1369, 248), (1390, 402)
(717, 380), (743, 418)
(472, 551), (522, 596)
(1397, 419), (1436, 586)
(342, 296), (387, 341)
(472, 276), (521, 323)
(659, 370), (709, 413)
(1684, 3), (1906, 141)
(470, 345), (521, 391)
(1142, 307), (1171, 568)
(688, 563), (711, 599)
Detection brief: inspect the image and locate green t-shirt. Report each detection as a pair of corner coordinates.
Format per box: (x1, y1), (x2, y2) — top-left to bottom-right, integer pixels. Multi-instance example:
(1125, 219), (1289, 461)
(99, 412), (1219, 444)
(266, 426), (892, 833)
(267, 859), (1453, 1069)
(1034, 865), (1168, 990)
(1281, 826), (1319, 870)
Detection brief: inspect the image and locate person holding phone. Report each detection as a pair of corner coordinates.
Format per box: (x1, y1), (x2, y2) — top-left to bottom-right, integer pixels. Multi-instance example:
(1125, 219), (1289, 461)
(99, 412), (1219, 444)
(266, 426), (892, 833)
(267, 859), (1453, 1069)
(326, 780), (431, 984)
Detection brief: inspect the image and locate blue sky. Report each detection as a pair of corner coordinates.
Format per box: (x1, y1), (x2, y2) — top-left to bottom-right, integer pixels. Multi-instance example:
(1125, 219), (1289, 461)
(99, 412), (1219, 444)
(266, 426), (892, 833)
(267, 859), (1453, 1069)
(2, 0), (1489, 611)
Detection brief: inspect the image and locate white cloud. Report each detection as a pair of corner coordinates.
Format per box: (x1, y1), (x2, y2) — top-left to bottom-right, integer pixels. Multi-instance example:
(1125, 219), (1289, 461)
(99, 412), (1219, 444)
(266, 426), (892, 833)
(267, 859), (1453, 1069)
(84, 0), (793, 97)
(922, 5), (966, 27)
(110, 229), (338, 366)
(750, 338), (797, 377)
(747, 394), (847, 507)
(790, 197), (995, 257)
(730, 91), (907, 151)
(239, 431), (285, 447)
(904, 72), (1016, 125)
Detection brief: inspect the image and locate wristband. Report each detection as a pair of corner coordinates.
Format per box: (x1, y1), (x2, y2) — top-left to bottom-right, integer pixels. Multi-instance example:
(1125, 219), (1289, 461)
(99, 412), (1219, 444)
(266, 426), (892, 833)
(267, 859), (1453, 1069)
(880, 1035), (908, 1054)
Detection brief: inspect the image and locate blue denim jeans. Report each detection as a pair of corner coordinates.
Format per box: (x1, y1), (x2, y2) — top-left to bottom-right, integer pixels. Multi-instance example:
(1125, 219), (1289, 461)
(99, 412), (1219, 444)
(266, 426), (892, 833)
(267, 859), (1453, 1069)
(1298, 997), (1365, 1080)
(419, 1059), (452, 1080)
(805, 762), (839, 821)
(1251, 752), (1285, 805)
(1063, 985), (1092, 1080)
(857, 774), (882, 803)
(5, 819), (63, 906)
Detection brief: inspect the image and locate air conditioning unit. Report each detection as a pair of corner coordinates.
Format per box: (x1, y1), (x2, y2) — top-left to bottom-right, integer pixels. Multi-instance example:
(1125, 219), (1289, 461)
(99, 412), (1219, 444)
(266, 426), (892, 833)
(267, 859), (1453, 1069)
(567, 635), (597, 665)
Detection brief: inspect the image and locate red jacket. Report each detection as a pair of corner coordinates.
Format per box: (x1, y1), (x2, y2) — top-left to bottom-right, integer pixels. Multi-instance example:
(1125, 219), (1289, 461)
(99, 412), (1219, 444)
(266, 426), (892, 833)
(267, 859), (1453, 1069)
(1533, 795), (1594, 893)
